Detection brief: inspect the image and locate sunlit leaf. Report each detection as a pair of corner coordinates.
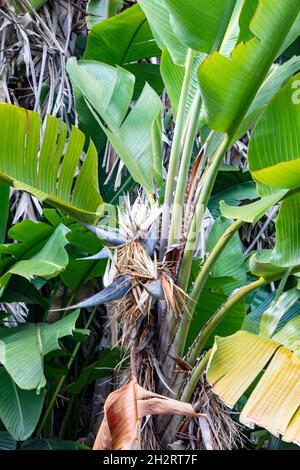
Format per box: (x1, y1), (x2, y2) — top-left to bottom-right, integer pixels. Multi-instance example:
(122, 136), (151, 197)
(220, 190), (287, 224)
(249, 73), (300, 191)
(0, 104), (103, 223)
(207, 319), (300, 445)
(197, 0), (300, 133)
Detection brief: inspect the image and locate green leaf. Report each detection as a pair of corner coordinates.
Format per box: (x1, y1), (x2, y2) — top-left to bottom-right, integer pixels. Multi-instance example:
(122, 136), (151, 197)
(0, 310), (80, 391)
(234, 56), (300, 142)
(66, 348), (123, 394)
(1, 276), (49, 308)
(29, 0), (47, 8)
(249, 251), (287, 279)
(0, 184), (9, 246)
(237, 0), (259, 43)
(124, 63), (164, 101)
(0, 224), (70, 294)
(84, 4), (161, 64)
(271, 193), (300, 268)
(68, 55), (163, 194)
(249, 73), (300, 191)
(206, 217), (247, 294)
(208, 181), (257, 218)
(244, 287), (300, 336)
(87, 0), (123, 29)
(0, 368), (43, 441)
(260, 288), (300, 338)
(0, 432), (16, 450)
(220, 190), (287, 224)
(197, 0), (300, 133)
(186, 289), (246, 350)
(138, 0), (188, 66)
(0, 220), (54, 260)
(160, 47), (204, 122)
(0, 104), (103, 223)
(60, 253), (106, 291)
(67, 59), (135, 133)
(164, 0), (236, 52)
(272, 316), (300, 354)
(98, 83), (162, 194)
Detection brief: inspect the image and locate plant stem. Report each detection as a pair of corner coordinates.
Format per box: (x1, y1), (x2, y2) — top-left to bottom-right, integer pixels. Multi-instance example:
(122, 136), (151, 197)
(161, 350), (211, 444)
(178, 134), (231, 292)
(37, 307), (97, 436)
(174, 219), (244, 359)
(168, 91), (202, 246)
(186, 277), (266, 365)
(274, 266), (293, 302)
(160, 48), (195, 257)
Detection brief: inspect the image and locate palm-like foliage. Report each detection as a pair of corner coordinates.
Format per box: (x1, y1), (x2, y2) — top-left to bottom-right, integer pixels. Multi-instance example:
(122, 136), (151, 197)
(0, 104), (103, 223)
(2, 0), (300, 451)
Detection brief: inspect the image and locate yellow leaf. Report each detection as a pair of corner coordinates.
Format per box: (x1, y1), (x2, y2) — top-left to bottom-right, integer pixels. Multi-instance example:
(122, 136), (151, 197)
(207, 331), (279, 407)
(207, 330), (300, 445)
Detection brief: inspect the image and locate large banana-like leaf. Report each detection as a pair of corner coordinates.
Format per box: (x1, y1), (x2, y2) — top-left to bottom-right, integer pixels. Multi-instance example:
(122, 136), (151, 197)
(260, 288), (300, 338)
(86, 0), (123, 29)
(220, 190), (288, 224)
(0, 368), (43, 441)
(233, 56), (300, 142)
(0, 184), (9, 245)
(197, 0), (300, 133)
(67, 58), (162, 195)
(138, 0), (236, 66)
(243, 288), (300, 335)
(238, 0), (300, 58)
(137, 0), (187, 66)
(0, 310), (80, 391)
(207, 317), (300, 445)
(0, 104), (103, 224)
(85, 4), (160, 64)
(163, 0), (236, 53)
(249, 73), (300, 191)
(271, 193), (300, 268)
(0, 224), (70, 295)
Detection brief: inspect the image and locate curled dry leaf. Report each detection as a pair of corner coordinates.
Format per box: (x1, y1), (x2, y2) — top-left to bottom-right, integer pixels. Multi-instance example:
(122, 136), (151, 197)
(93, 376), (201, 450)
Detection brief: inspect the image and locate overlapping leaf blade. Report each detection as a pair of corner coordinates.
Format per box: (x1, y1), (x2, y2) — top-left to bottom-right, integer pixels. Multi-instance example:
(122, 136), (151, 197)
(207, 323), (300, 444)
(0, 310), (80, 391)
(0, 224), (70, 294)
(197, 0), (300, 133)
(84, 4), (160, 64)
(86, 0), (124, 29)
(249, 73), (300, 191)
(260, 288), (300, 338)
(271, 194), (300, 268)
(0, 368), (43, 441)
(67, 58), (162, 194)
(220, 190), (287, 224)
(0, 104), (103, 223)
(164, 0), (236, 53)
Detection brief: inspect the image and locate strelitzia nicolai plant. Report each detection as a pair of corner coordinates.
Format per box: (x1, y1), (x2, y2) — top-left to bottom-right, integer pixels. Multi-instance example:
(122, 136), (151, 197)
(2, 0), (300, 450)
